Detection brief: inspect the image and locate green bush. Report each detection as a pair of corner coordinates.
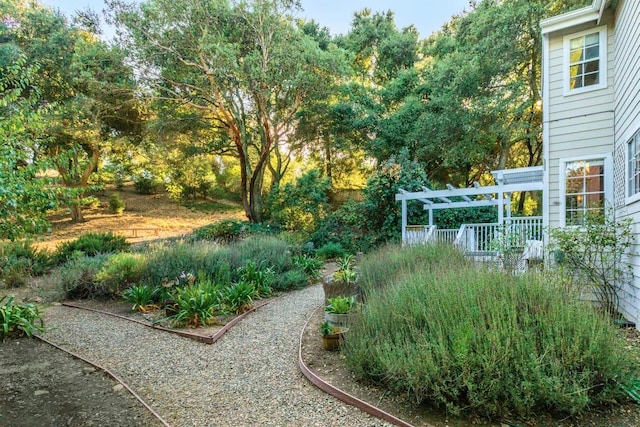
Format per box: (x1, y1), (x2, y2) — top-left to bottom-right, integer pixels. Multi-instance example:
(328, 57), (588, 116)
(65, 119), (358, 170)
(140, 241), (231, 286)
(173, 280), (222, 326)
(58, 254), (110, 299)
(123, 284), (159, 312)
(311, 199), (374, 254)
(94, 252), (146, 295)
(273, 269), (308, 292)
(108, 193), (125, 214)
(0, 240), (50, 288)
(133, 170), (164, 195)
(231, 236), (292, 274)
(316, 242), (346, 260)
(345, 244), (637, 419)
(222, 281), (254, 313)
(53, 232), (130, 265)
(0, 296), (45, 339)
(193, 219), (249, 243)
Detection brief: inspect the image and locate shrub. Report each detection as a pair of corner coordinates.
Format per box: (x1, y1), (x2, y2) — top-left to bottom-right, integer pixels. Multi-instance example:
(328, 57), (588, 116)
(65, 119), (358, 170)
(123, 284), (158, 312)
(231, 236), (292, 274)
(237, 260), (274, 298)
(108, 193), (125, 214)
(222, 281), (254, 313)
(0, 240), (50, 288)
(53, 232), (130, 265)
(133, 170), (164, 195)
(94, 253), (147, 295)
(273, 269), (308, 292)
(0, 296), (45, 339)
(345, 244), (637, 419)
(311, 199), (374, 254)
(316, 242), (346, 260)
(58, 254), (110, 299)
(173, 280), (222, 327)
(292, 255), (323, 282)
(193, 219), (248, 243)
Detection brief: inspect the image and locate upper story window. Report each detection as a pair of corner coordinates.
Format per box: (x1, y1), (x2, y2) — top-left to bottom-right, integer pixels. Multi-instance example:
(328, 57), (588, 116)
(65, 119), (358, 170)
(563, 26), (607, 95)
(628, 130), (640, 199)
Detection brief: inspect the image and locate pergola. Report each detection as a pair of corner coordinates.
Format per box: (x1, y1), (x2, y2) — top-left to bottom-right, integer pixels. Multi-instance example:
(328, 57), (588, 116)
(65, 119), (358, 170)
(395, 166), (544, 243)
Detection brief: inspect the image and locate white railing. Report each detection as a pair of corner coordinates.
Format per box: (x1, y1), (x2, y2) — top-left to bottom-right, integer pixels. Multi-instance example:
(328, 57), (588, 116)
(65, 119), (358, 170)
(506, 216), (543, 243)
(454, 217), (543, 254)
(405, 225), (436, 245)
(433, 229), (459, 245)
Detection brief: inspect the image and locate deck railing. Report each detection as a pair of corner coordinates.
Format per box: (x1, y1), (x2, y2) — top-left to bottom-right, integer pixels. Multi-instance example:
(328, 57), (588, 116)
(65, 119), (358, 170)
(405, 225), (436, 245)
(433, 228), (459, 245)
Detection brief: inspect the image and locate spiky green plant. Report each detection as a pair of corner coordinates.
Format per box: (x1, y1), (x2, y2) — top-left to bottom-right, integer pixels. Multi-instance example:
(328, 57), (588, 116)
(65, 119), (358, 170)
(0, 296), (45, 340)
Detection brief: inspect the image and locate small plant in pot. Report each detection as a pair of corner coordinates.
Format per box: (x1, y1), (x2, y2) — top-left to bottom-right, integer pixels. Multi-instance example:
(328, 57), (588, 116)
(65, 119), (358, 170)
(324, 295), (355, 328)
(319, 320), (347, 351)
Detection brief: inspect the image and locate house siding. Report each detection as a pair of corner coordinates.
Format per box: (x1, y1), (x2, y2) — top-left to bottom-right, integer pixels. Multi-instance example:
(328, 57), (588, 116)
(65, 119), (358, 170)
(612, 0), (640, 325)
(546, 16), (615, 227)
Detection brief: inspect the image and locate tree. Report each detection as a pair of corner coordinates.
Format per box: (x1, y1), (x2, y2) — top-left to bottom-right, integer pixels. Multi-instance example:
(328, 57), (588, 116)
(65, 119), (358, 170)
(3, 0), (143, 222)
(0, 54), (66, 240)
(112, 0), (344, 222)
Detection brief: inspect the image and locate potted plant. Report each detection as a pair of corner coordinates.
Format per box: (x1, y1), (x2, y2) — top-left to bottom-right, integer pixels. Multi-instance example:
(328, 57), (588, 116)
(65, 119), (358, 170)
(324, 295), (355, 328)
(319, 320), (347, 351)
(323, 254), (359, 304)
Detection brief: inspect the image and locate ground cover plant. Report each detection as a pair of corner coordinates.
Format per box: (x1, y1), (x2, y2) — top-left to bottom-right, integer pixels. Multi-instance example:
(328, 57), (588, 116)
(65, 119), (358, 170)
(345, 243), (638, 420)
(0, 240), (50, 288)
(0, 296), (45, 340)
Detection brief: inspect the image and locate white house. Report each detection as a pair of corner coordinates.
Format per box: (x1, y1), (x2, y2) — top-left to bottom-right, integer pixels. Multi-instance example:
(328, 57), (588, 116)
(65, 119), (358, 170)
(541, 0), (640, 324)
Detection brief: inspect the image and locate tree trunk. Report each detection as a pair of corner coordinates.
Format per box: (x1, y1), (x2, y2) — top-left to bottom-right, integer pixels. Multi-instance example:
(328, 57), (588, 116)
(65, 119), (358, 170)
(69, 197), (85, 222)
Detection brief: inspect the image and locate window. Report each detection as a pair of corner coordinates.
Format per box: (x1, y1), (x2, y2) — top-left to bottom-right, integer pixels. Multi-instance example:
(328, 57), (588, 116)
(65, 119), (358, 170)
(629, 130), (640, 198)
(564, 159), (605, 225)
(563, 26), (607, 95)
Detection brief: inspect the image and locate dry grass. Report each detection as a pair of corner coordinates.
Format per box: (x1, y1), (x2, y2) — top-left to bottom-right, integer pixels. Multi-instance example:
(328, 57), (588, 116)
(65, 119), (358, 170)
(36, 184), (244, 251)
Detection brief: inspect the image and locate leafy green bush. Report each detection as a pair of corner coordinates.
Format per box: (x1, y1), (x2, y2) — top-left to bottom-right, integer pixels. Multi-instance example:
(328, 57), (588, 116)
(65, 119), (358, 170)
(0, 296), (45, 339)
(345, 244), (637, 418)
(222, 281), (254, 313)
(173, 280), (222, 327)
(0, 240), (50, 287)
(193, 219), (249, 243)
(311, 199), (374, 254)
(58, 254), (110, 299)
(94, 253), (146, 295)
(273, 269), (308, 292)
(316, 242), (346, 260)
(53, 232), (130, 265)
(108, 193), (125, 214)
(292, 255), (323, 282)
(123, 284), (158, 312)
(237, 260), (274, 298)
(133, 170), (164, 195)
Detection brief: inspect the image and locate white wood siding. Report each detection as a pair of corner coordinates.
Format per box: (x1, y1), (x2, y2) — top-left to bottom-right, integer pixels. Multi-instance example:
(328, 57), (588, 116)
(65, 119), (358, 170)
(612, 0), (640, 325)
(546, 19), (615, 227)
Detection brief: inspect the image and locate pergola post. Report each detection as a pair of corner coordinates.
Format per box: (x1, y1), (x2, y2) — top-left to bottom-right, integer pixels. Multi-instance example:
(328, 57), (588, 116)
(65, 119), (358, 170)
(401, 199), (407, 244)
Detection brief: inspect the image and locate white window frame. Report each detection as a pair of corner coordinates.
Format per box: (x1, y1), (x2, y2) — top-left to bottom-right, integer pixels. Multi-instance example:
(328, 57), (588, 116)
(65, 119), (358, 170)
(562, 25), (608, 96)
(626, 128), (640, 205)
(559, 154), (612, 227)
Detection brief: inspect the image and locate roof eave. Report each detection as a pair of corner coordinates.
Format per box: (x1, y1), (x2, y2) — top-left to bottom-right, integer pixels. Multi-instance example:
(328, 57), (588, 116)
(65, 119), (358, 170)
(540, 0), (611, 35)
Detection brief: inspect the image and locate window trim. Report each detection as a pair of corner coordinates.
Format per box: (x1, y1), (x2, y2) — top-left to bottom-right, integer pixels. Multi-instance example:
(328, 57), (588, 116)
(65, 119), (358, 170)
(559, 154), (612, 227)
(626, 127), (640, 205)
(562, 25), (608, 96)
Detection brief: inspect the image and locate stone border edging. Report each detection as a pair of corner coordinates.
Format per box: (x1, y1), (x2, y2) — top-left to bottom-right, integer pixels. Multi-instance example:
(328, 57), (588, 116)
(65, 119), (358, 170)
(35, 334), (172, 427)
(297, 305), (418, 427)
(62, 298), (273, 344)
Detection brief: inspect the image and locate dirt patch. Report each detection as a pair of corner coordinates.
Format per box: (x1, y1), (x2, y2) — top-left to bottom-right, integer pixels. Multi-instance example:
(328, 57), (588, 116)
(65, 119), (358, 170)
(300, 308), (640, 427)
(0, 337), (164, 427)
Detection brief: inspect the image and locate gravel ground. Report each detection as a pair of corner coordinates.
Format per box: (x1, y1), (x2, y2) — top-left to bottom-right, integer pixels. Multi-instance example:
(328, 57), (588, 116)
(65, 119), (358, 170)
(42, 285), (391, 427)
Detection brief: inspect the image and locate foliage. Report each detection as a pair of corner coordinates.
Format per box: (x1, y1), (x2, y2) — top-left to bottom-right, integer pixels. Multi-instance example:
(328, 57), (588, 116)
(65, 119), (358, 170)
(549, 212), (634, 316)
(316, 242), (347, 260)
(0, 54), (66, 240)
(0, 296), (45, 340)
(113, 0), (346, 223)
(319, 320), (333, 337)
(345, 244), (636, 418)
(123, 284), (159, 312)
(265, 169), (331, 233)
(57, 254), (110, 299)
(222, 281), (254, 314)
(324, 296), (355, 314)
(292, 255), (323, 282)
(237, 260), (274, 299)
(94, 252), (147, 295)
(193, 219), (249, 243)
(434, 206), (497, 229)
(53, 232), (130, 265)
(333, 254), (358, 284)
(311, 200), (374, 254)
(133, 170), (164, 195)
(173, 280), (222, 327)
(108, 193), (125, 214)
(360, 154), (431, 244)
(0, 240), (50, 288)
(274, 269), (309, 292)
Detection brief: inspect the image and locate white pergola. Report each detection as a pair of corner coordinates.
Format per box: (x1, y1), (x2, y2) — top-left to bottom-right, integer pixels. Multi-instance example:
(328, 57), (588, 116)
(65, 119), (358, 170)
(395, 166), (544, 243)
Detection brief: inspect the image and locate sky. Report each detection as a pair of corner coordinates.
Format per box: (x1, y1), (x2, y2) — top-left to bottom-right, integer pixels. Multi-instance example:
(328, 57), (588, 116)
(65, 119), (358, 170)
(40, 0), (472, 39)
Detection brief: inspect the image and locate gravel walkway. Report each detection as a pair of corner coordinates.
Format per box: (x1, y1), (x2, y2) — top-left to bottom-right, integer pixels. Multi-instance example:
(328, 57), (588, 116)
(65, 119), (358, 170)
(42, 285), (391, 426)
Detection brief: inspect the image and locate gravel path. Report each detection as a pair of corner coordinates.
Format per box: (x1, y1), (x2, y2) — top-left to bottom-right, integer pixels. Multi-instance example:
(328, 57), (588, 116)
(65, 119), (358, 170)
(42, 285), (391, 427)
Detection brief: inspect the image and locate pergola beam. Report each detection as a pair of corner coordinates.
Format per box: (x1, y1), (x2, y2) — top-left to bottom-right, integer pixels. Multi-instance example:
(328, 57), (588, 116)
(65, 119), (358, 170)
(396, 181), (543, 202)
